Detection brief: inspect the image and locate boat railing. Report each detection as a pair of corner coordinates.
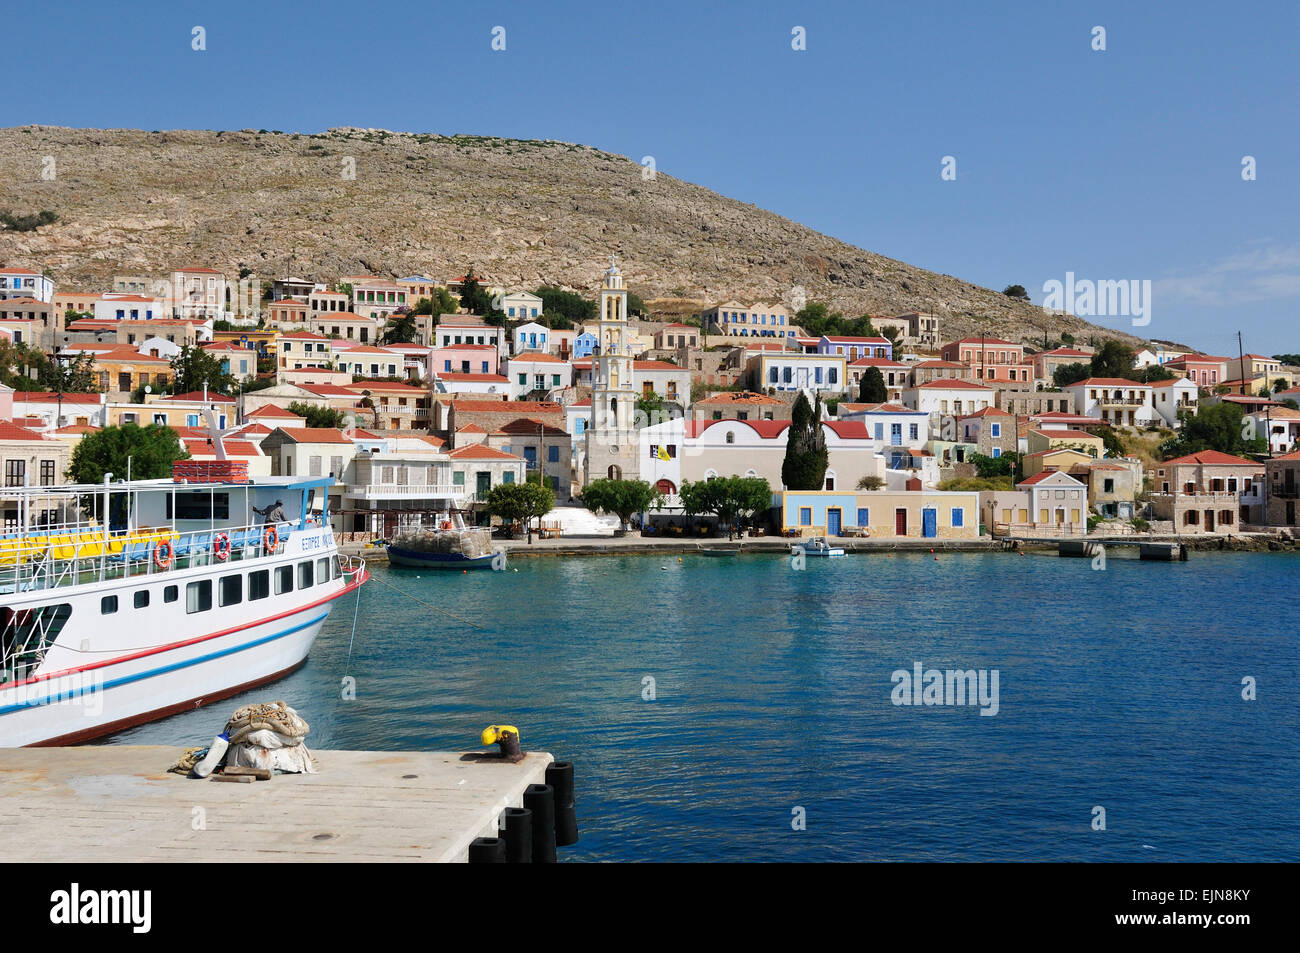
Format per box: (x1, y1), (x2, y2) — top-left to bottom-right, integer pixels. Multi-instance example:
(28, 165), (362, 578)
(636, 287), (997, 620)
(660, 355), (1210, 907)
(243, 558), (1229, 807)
(0, 519), (301, 595)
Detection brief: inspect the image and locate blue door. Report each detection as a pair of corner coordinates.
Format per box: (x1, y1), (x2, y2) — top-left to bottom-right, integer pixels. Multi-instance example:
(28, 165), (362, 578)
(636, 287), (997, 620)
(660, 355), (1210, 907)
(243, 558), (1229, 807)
(827, 509), (842, 536)
(922, 508), (937, 538)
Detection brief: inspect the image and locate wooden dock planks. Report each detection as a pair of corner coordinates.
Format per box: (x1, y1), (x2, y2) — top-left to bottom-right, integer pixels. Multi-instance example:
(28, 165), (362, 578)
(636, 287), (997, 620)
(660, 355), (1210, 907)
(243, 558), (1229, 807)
(0, 746), (553, 863)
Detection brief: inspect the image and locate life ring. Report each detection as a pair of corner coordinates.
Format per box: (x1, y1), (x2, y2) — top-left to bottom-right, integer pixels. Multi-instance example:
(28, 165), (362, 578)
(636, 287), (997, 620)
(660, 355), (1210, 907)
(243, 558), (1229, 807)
(213, 532), (231, 561)
(263, 526), (279, 552)
(154, 539), (174, 570)
(441, 521), (452, 530)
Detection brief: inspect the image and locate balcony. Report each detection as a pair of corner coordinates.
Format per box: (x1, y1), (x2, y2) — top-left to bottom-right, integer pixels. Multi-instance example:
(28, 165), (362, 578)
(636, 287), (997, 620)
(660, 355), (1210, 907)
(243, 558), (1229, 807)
(1094, 395), (1146, 406)
(346, 482), (467, 501)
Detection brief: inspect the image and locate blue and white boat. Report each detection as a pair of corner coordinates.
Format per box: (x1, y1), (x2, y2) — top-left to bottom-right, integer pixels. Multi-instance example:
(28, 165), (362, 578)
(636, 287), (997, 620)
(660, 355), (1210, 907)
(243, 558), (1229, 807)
(791, 537), (846, 558)
(0, 461), (367, 747)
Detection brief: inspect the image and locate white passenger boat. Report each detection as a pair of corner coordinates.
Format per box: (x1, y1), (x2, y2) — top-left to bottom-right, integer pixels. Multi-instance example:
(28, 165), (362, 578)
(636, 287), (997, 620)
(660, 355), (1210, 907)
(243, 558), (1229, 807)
(790, 537), (846, 558)
(0, 458), (368, 747)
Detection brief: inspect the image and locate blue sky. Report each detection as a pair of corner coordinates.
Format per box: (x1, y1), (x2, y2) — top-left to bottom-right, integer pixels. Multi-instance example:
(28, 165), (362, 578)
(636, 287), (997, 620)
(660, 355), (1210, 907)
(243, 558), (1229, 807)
(9, 0), (1299, 355)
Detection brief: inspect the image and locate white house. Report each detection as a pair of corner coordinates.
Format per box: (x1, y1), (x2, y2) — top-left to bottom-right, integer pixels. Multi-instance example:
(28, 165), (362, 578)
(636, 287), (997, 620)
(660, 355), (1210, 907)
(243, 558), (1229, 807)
(749, 352), (848, 394)
(430, 372), (512, 396)
(506, 351), (571, 399)
(1149, 377), (1199, 427)
(835, 402), (930, 469)
(94, 294), (169, 322)
(637, 416), (886, 500)
(512, 321), (551, 355)
(0, 267), (53, 303)
(1062, 377), (1157, 427)
(902, 379), (995, 419)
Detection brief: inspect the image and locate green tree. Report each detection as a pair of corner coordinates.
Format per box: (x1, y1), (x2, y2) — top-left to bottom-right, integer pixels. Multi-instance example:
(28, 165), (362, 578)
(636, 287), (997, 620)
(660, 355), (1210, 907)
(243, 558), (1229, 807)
(534, 286), (597, 323)
(1053, 362), (1091, 388)
(1094, 425), (1126, 457)
(286, 401), (348, 429)
(67, 423), (188, 484)
(0, 209), (59, 232)
(969, 452), (1020, 479)
(626, 292), (646, 316)
(486, 475), (555, 542)
(170, 344), (234, 395)
(580, 478), (662, 532)
(458, 268), (495, 317)
(781, 392), (829, 490)
(1089, 340), (1136, 379)
(381, 313), (417, 344)
(857, 365), (887, 403)
(40, 352), (98, 393)
(678, 475), (771, 538)
(1002, 284), (1029, 299)
(856, 474), (885, 490)
(1158, 402), (1266, 459)
(1060, 332), (1075, 347)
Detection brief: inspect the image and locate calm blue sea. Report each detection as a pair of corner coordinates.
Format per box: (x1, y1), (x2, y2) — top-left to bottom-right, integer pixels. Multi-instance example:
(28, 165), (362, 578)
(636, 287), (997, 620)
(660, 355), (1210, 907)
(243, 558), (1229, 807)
(116, 550), (1300, 862)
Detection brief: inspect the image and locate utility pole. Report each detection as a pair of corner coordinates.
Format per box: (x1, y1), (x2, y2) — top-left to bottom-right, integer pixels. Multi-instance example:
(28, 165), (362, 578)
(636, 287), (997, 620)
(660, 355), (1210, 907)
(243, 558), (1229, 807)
(1237, 330), (1248, 396)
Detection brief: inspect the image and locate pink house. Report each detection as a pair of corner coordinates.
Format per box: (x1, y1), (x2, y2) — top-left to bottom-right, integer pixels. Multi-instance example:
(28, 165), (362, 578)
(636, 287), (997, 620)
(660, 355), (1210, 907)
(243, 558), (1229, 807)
(1165, 354), (1229, 389)
(429, 344), (500, 377)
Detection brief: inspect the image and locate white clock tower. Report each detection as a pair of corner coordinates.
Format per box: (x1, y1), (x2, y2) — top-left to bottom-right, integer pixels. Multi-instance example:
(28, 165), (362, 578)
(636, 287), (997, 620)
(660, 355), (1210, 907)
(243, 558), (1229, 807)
(584, 255), (640, 485)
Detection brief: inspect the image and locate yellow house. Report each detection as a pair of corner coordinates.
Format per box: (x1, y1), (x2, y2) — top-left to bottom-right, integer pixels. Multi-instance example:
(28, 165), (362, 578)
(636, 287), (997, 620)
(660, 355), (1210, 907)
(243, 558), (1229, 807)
(1020, 447), (1093, 479)
(1026, 428), (1104, 457)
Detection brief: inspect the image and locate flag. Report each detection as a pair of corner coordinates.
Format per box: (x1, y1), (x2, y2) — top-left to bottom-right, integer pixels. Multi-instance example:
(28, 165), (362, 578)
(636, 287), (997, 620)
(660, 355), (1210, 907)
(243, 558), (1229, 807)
(657, 444), (670, 461)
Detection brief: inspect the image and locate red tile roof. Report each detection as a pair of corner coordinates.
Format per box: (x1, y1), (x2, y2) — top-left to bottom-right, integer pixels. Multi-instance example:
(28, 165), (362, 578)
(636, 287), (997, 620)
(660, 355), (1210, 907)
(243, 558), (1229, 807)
(446, 444), (522, 461)
(166, 391), (237, 403)
(1160, 450), (1259, 467)
(246, 403), (304, 419)
(913, 378), (993, 390)
(272, 427), (353, 444)
(0, 421), (46, 440)
(448, 400), (562, 413)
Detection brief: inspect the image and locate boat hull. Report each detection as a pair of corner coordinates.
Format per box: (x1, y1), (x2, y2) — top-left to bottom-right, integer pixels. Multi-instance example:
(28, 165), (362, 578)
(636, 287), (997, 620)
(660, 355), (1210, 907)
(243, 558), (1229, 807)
(0, 581), (361, 747)
(386, 545), (496, 570)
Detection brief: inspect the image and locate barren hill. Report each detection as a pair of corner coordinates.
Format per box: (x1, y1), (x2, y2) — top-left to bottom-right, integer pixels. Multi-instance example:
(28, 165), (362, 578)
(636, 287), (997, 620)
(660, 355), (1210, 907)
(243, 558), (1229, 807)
(0, 125), (1138, 347)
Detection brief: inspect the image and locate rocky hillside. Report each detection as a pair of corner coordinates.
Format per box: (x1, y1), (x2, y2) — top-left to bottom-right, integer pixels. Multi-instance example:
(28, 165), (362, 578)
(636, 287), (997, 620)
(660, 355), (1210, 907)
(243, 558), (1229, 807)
(0, 125), (1139, 347)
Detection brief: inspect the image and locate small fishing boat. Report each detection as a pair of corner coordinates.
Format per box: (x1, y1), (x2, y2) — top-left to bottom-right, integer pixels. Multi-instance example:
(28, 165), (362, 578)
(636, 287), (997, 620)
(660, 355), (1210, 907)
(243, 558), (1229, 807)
(699, 547), (740, 558)
(386, 515), (499, 570)
(791, 537), (846, 558)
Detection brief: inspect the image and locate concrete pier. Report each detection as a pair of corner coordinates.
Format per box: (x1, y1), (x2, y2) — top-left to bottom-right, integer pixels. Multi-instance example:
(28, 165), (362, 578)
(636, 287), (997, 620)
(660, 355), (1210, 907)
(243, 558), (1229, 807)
(0, 746), (552, 862)
(1139, 542), (1188, 561)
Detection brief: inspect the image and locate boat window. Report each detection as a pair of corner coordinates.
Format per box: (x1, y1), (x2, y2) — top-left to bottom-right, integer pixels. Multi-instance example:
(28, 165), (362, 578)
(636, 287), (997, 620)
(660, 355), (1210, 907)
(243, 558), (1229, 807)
(219, 574), (242, 607)
(2, 604), (72, 677)
(167, 492), (230, 520)
(134, 590), (149, 609)
(316, 557), (330, 584)
(298, 561), (314, 588)
(101, 595), (118, 614)
(331, 555), (341, 579)
(249, 570), (270, 601)
(275, 565), (293, 595)
(186, 580), (213, 614)
(164, 585), (178, 604)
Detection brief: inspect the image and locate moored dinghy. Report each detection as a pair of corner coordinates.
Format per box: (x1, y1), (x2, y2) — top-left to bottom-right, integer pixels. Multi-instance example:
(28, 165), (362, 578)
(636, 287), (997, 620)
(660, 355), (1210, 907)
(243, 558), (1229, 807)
(790, 536), (846, 558)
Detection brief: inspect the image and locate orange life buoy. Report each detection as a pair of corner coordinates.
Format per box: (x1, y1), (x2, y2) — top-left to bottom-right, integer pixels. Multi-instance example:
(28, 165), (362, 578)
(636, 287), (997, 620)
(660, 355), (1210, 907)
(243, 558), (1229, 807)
(213, 532), (231, 561)
(264, 526), (279, 552)
(154, 539), (174, 570)
(441, 521), (452, 530)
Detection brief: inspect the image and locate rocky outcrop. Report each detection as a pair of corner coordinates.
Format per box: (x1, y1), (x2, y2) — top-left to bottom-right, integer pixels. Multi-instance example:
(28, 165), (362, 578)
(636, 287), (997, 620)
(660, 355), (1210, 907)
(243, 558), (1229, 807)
(1, 125), (1141, 346)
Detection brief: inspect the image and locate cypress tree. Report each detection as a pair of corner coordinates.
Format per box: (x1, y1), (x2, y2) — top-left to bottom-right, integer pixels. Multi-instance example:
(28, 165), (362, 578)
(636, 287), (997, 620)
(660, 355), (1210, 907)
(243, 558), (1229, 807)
(781, 392), (830, 490)
(858, 366), (887, 403)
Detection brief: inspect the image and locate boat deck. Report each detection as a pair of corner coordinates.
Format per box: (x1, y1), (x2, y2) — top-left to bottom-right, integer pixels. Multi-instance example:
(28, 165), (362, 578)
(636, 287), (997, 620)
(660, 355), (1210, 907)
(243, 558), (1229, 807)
(0, 745), (552, 862)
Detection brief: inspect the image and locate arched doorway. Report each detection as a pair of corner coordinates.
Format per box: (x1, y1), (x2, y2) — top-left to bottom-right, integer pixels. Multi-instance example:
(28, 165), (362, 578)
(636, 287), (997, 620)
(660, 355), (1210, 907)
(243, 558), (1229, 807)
(608, 465), (622, 480)
(655, 479), (676, 494)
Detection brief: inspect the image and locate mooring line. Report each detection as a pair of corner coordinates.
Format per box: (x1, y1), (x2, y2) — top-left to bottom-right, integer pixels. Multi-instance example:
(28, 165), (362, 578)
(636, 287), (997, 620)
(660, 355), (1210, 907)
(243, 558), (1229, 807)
(365, 569), (485, 630)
